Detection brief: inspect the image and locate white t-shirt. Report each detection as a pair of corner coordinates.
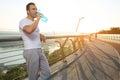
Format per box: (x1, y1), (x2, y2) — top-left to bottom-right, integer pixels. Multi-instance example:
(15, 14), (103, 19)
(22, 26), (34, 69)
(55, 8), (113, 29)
(19, 18), (41, 49)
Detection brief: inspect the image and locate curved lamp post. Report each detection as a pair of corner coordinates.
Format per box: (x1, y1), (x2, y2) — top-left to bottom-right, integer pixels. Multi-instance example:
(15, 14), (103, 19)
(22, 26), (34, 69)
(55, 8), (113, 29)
(76, 17), (84, 32)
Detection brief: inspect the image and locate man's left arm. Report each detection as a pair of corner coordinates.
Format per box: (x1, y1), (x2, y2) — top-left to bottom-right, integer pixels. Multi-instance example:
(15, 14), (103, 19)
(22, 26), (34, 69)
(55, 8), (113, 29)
(40, 33), (46, 43)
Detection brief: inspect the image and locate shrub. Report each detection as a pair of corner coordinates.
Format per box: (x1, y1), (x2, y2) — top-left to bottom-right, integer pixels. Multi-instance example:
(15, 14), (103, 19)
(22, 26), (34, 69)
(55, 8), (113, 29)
(3, 66), (26, 80)
(0, 68), (4, 80)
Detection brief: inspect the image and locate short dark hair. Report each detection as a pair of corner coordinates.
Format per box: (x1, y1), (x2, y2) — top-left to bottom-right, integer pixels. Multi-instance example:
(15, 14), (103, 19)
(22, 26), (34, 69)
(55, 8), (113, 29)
(26, 2), (35, 11)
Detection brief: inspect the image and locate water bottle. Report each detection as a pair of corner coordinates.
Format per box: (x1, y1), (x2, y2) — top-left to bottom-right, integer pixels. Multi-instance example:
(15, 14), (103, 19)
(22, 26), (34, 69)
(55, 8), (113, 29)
(36, 9), (48, 22)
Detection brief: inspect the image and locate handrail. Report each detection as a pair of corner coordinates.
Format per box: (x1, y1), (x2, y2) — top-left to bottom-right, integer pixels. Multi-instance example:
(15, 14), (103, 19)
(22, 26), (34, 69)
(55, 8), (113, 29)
(0, 34), (86, 68)
(0, 35), (86, 41)
(0, 35), (22, 42)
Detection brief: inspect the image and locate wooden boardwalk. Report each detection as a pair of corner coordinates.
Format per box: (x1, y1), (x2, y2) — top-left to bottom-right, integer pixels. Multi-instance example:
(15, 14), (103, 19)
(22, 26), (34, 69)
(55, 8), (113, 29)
(49, 39), (120, 80)
(25, 39), (120, 80)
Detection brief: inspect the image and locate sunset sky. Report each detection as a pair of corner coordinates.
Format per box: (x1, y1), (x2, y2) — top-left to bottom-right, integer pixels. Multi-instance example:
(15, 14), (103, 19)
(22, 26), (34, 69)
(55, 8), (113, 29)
(0, 0), (120, 33)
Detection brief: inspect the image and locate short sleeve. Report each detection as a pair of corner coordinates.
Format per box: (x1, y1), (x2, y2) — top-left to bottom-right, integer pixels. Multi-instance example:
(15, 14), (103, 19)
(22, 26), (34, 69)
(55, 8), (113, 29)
(19, 19), (26, 30)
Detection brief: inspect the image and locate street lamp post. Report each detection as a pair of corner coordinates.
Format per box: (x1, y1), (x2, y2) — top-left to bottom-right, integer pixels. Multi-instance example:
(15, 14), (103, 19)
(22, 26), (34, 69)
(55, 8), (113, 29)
(76, 17), (84, 32)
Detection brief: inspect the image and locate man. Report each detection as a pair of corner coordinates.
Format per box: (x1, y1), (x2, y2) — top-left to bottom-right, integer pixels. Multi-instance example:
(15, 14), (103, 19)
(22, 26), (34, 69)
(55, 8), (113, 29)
(19, 2), (50, 80)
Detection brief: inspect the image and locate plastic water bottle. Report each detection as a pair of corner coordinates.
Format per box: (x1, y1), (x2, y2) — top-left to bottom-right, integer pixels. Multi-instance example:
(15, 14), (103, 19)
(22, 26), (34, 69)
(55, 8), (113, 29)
(36, 9), (48, 22)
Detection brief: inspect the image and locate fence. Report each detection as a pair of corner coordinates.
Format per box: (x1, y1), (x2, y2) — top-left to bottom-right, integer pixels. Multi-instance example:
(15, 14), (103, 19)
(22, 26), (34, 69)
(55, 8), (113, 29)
(97, 34), (120, 44)
(0, 35), (86, 69)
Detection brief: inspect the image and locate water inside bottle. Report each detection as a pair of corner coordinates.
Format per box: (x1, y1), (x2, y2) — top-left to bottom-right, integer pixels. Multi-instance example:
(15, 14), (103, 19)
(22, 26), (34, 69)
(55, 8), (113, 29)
(41, 15), (48, 22)
(36, 9), (48, 22)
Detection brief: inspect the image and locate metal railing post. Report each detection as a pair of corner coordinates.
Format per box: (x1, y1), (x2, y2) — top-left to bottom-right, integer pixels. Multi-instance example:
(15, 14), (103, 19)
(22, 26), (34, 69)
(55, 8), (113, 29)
(55, 41), (65, 61)
(69, 39), (76, 53)
(79, 36), (84, 50)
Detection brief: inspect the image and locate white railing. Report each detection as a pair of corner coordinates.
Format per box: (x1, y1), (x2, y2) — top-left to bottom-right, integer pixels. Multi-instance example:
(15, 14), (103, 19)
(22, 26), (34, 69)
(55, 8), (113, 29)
(97, 34), (120, 44)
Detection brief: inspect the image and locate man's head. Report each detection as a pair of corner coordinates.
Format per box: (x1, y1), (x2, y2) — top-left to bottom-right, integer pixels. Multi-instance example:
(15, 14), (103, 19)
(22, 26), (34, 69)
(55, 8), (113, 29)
(26, 2), (37, 18)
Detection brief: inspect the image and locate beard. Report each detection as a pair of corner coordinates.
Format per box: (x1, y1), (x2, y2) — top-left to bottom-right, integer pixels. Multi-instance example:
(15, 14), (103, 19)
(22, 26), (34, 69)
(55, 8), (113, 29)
(33, 13), (37, 18)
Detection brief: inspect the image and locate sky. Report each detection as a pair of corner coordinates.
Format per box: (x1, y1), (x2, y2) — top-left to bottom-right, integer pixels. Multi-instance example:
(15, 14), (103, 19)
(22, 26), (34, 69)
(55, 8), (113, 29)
(0, 0), (120, 33)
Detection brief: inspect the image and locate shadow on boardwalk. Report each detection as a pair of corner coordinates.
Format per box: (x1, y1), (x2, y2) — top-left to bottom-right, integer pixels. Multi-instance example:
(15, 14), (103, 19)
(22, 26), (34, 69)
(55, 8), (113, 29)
(102, 40), (120, 54)
(24, 39), (120, 80)
(48, 39), (120, 80)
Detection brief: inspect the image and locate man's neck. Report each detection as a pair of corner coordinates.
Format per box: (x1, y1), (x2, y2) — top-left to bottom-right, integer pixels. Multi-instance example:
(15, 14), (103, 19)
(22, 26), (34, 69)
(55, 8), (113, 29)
(27, 16), (34, 21)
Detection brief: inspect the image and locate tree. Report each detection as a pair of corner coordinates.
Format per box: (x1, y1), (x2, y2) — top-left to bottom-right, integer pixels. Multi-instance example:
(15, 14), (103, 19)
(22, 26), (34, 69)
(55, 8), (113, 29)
(97, 27), (120, 34)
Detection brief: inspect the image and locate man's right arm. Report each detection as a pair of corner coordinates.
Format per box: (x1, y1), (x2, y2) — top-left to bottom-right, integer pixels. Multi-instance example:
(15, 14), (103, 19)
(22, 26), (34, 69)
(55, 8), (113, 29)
(23, 13), (41, 34)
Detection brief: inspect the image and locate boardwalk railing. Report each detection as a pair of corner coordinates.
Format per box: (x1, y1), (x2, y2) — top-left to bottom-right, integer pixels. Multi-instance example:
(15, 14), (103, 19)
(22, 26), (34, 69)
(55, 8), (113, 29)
(97, 34), (120, 44)
(0, 35), (86, 69)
